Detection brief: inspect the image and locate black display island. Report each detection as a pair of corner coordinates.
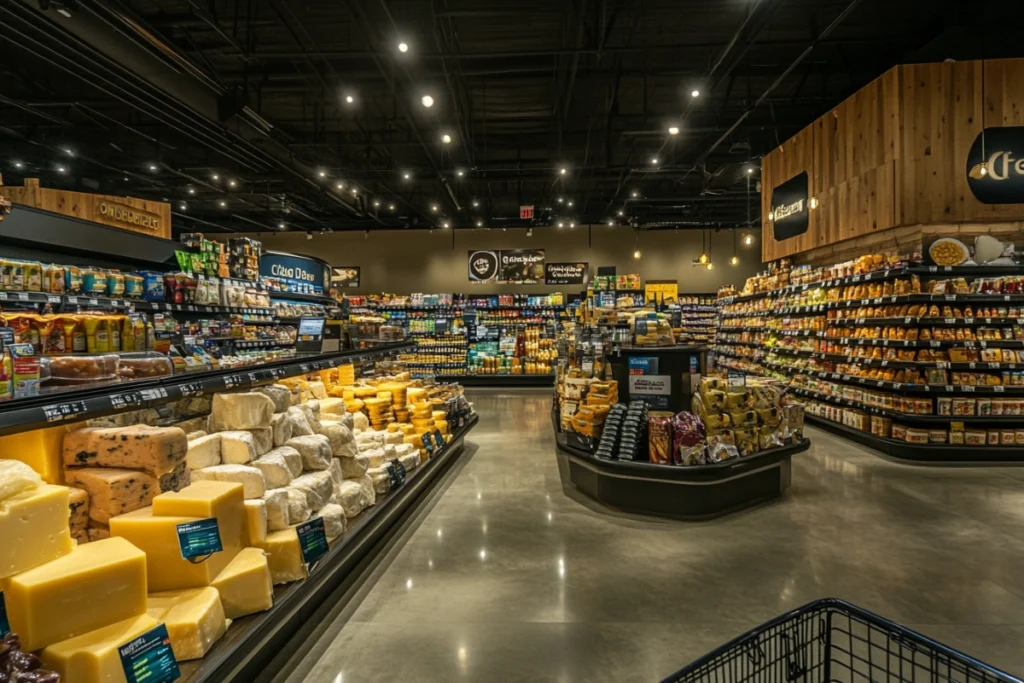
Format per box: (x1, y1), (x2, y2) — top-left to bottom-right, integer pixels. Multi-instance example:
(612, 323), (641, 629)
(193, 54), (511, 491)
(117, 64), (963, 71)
(605, 345), (708, 411)
(556, 433), (810, 520)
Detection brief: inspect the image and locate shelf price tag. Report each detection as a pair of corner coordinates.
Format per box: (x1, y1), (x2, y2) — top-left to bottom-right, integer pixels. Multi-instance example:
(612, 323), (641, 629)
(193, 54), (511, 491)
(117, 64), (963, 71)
(41, 400), (88, 423)
(963, 385), (976, 392)
(223, 375), (243, 389)
(179, 382), (204, 397)
(994, 385), (1005, 392)
(110, 391), (144, 410)
(176, 518), (222, 562)
(385, 459), (407, 488)
(433, 429), (445, 449)
(47, 294), (61, 304)
(421, 432), (435, 456)
(296, 517), (330, 565)
(118, 623), (180, 683)
(140, 388), (168, 401)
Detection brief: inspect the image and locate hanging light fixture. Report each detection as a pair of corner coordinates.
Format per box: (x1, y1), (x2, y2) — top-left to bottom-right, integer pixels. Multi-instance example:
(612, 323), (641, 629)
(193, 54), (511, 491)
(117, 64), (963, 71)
(731, 230), (739, 266)
(633, 230), (642, 260)
(698, 230), (709, 264)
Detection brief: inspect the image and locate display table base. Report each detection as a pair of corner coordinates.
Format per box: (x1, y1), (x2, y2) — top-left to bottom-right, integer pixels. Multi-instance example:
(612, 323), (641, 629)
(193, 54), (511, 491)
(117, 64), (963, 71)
(556, 436), (810, 520)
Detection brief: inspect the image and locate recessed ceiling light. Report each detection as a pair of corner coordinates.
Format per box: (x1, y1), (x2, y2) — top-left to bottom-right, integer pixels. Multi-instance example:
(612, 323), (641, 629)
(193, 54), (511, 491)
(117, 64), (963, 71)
(558, 221), (565, 228)
(471, 200), (479, 208)
(63, 148), (74, 157)
(398, 41), (409, 53)
(388, 203), (396, 211)
(188, 187), (196, 195)
(617, 209), (624, 216)
(218, 200), (227, 207)
(403, 172), (411, 180)
(456, 170), (464, 177)
(13, 161), (23, 169)
(421, 95), (434, 108)
(476, 220), (483, 227)
(631, 190), (638, 198)
(567, 200), (573, 207)
(442, 221), (450, 228)
(559, 167), (567, 175)
(569, 222), (575, 228)
(557, 197), (564, 203)
(441, 133), (452, 144)
(336, 182), (345, 190)
(373, 199), (380, 207)
(651, 157), (659, 165)
(691, 89), (700, 98)
(318, 170), (327, 178)
(607, 219), (614, 226)
(668, 126), (679, 135)
(279, 222), (286, 229)
(148, 163), (158, 171)
(56, 165), (67, 173)
(431, 204), (439, 212)
(228, 179), (237, 188)
(211, 173), (219, 181)
(345, 94), (354, 104)
(747, 167), (755, 175)
(179, 203), (187, 211)
(351, 187), (358, 195)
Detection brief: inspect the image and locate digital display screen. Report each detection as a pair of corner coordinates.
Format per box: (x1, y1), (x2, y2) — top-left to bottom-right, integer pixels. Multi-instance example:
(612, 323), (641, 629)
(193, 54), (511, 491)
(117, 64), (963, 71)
(298, 317), (326, 338)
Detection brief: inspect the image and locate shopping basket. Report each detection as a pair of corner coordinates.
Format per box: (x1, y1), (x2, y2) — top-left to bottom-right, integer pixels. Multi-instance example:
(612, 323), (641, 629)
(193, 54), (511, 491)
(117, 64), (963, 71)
(661, 598), (1022, 683)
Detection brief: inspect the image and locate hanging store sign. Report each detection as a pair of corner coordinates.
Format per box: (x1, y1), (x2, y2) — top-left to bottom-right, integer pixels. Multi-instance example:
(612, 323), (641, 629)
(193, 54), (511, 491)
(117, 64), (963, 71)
(967, 127), (1024, 204)
(499, 249), (545, 283)
(260, 251), (330, 291)
(468, 250), (500, 283)
(544, 262), (588, 285)
(770, 172), (809, 241)
(331, 267), (360, 288)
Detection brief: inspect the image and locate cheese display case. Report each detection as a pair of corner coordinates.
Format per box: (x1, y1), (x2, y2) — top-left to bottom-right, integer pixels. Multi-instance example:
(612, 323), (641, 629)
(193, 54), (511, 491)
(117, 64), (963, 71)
(0, 341), (477, 683)
(714, 250), (1024, 462)
(348, 292), (566, 386)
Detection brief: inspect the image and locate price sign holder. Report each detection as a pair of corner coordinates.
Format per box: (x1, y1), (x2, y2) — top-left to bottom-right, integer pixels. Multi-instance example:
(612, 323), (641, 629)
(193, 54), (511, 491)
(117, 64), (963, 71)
(176, 518), (223, 563)
(118, 623), (180, 683)
(421, 432), (435, 456)
(385, 459), (407, 489)
(433, 429), (444, 449)
(296, 517), (330, 565)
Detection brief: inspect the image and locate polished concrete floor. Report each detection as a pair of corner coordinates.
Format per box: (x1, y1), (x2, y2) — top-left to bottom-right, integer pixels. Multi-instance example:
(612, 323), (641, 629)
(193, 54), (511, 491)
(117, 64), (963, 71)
(282, 389), (1024, 682)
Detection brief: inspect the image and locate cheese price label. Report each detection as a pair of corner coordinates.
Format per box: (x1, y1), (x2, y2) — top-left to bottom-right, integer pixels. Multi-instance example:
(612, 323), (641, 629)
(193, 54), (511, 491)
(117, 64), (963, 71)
(385, 459), (407, 489)
(296, 517), (330, 565)
(118, 623), (180, 683)
(433, 429), (445, 449)
(421, 433), (435, 455)
(176, 518), (223, 561)
(0, 591), (10, 637)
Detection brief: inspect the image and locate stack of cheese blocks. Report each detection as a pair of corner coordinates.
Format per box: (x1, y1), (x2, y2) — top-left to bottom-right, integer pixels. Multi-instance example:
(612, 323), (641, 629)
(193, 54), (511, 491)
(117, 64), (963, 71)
(380, 381), (409, 423)
(407, 402), (437, 460)
(61, 424), (192, 543)
(186, 388), (376, 585)
(364, 394), (394, 430)
(0, 458), (274, 676)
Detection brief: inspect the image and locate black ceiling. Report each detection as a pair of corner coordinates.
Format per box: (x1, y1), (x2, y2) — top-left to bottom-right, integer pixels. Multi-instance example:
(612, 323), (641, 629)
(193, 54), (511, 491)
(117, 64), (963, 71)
(1, 0), (1020, 236)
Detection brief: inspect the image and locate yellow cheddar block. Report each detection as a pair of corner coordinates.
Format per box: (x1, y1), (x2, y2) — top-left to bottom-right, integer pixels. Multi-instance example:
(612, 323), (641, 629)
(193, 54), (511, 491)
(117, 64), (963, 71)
(147, 587), (228, 661)
(244, 499), (267, 545)
(152, 481), (246, 558)
(0, 424), (82, 484)
(255, 529), (307, 585)
(6, 537), (147, 651)
(110, 507), (236, 592)
(40, 614), (159, 683)
(210, 548), (273, 619)
(0, 484), (74, 579)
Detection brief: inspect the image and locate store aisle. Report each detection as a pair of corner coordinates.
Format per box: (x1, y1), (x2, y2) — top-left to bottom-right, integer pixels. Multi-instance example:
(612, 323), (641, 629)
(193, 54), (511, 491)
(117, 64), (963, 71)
(283, 390), (1024, 683)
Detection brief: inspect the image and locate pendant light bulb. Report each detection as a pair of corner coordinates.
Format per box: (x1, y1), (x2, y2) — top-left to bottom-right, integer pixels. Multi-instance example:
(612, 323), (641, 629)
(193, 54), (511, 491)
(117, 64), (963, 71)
(743, 233), (755, 247)
(730, 255), (739, 266)
(707, 262), (715, 270)
(699, 253), (708, 265)
(633, 249), (642, 260)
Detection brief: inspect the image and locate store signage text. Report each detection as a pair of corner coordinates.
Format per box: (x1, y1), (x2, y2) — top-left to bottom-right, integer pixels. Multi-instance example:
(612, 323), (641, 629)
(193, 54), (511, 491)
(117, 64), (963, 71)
(544, 262), (587, 285)
(770, 172), (810, 241)
(271, 263), (316, 282)
(97, 201), (162, 231)
(967, 128), (1024, 204)
(259, 252), (328, 288)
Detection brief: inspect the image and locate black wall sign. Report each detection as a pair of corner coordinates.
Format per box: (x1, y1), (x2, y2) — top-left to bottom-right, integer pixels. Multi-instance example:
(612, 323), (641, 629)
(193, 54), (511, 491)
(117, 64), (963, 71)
(544, 262), (588, 285)
(771, 171), (810, 241)
(967, 127), (1024, 205)
(468, 250), (499, 283)
(331, 267), (360, 288)
(499, 249), (545, 283)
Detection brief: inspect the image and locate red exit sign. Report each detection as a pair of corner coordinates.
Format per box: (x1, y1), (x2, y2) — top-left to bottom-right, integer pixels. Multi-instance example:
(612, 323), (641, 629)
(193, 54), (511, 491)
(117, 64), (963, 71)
(520, 205), (534, 219)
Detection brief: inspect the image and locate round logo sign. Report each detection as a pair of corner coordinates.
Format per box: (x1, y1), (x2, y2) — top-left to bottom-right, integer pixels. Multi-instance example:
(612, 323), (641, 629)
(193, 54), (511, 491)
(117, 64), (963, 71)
(468, 251), (498, 282)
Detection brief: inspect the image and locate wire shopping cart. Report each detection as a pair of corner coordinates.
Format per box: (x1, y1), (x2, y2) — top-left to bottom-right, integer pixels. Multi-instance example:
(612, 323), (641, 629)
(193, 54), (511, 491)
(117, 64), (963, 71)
(661, 598), (1023, 683)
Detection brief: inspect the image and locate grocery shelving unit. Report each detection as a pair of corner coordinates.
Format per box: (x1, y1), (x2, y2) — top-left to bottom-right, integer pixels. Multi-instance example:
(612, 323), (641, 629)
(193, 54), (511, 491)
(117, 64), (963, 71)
(672, 296), (720, 346)
(714, 264), (1024, 463)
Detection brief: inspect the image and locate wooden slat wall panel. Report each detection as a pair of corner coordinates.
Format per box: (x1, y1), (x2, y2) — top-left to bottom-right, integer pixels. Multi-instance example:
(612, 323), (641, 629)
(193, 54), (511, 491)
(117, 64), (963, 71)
(0, 179), (171, 239)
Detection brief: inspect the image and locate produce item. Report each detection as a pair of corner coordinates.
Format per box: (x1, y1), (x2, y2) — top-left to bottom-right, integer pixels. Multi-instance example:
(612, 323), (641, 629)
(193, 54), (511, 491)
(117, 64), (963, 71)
(210, 548), (274, 619)
(251, 452), (294, 489)
(146, 587), (228, 661)
(187, 433), (222, 469)
(218, 431), (257, 464)
(0, 484), (74, 579)
(290, 472), (332, 511)
(62, 425), (188, 477)
(64, 467), (162, 524)
(209, 392), (275, 431)
(286, 434), (332, 471)
(4, 537), (147, 651)
(152, 481), (246, 560)
(315, 503), (346, 540)
(109, 506), (232, 592)
(244, 499), (268, 544)
(256, 529), (307, 584)
(262, 488), (289, 531)
(284, 487), (311, 524)
(40, 614), (159, 683)
(191, 464), (265, 499)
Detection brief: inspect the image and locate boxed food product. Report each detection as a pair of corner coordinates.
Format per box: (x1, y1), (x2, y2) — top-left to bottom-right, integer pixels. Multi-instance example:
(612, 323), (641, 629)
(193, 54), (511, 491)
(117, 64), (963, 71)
(951, 398), (975, 416)
(928, 430), (947, 444)
(988, 430), (1001, 445)
(965, 430), (986, 445)
(1001, 430), (1016, 445)
(904, 428), (928, 444)
(647, 416), (672, 464)
(949, 431), (964, 445)
(937, 397), (952, 415)
(891, 424), (907, 440)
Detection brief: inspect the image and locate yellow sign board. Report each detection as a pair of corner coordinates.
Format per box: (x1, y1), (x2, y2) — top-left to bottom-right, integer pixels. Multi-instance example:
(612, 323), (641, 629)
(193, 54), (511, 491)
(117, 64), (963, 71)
(644, 280), (678, 304)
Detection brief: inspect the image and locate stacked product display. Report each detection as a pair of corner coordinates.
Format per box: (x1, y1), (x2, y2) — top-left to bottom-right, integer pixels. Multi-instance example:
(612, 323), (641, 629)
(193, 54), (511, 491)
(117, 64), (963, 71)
(0, 353), (475, 680)
(348, 292), (565, 381)
(715, 246), (1024, 460)
(673, 296), (720, 345)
